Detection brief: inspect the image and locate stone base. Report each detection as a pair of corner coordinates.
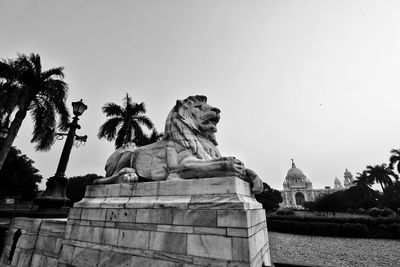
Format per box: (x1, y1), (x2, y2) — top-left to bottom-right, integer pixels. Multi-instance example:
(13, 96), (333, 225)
(34, 176), (71, 209)
(58, 177), (271, 267)
(0, 217), (66, 267)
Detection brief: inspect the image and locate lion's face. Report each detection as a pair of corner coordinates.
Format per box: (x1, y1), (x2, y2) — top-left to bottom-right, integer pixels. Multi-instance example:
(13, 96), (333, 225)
(183, 100), (221, 134)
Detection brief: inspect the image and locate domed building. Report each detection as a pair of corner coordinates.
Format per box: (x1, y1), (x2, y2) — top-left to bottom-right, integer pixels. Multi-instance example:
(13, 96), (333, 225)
(280, 160), (351, 208)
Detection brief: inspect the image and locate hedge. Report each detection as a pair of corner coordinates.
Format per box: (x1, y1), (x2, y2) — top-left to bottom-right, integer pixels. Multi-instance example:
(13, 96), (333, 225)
(267, 216), (400, 239)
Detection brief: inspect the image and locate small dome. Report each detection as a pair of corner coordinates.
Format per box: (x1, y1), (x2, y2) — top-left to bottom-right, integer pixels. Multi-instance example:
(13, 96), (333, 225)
(344, 168), (351, 175)
(285, 159), (307, 182)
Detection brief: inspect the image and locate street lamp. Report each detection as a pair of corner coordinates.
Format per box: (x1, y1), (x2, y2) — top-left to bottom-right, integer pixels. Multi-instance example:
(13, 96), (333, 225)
(34, 100), (87, 210)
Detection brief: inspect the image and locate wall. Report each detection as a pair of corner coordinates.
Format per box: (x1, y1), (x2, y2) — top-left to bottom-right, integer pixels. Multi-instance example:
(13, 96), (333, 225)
(0, 217), (66, 267)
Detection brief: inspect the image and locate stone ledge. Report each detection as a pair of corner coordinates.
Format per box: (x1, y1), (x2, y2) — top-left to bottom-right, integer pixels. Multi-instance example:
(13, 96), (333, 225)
(85, 176), (252, 198)
(74, 194), (262, 210)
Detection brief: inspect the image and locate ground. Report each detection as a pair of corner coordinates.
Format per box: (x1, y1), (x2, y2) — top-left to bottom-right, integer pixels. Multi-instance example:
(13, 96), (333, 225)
(269, 232), (400, 267)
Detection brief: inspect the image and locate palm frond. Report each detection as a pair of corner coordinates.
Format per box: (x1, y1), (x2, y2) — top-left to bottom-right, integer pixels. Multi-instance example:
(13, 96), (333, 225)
(41, 67), (65, 80)
(135, 115), (154, 129)
(389, 149), (400, 174)
(28, 53), (42, 76)
(41, 81), (69, 130)
(30, 98), (56, 143)
(131, 102), (146, 116)
(33, 127), (56, 151)
(131, 122), (147, 146)
(0, 58), (19, 80)
(115, 125), (128, 148)
(123, 93), (133, 108)
(98, 117), (123, 141)
(102, 102), (123, 117)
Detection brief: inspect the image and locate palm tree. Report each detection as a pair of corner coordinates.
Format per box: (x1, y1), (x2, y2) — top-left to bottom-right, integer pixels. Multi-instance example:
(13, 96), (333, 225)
(389, 149), (400, 183)
(0, 53), (69, 170)
(355, 170), (374, 195)
(365, 164), (398, 192)
(98, 93), (157, 148)
(133, 129), (163, 146)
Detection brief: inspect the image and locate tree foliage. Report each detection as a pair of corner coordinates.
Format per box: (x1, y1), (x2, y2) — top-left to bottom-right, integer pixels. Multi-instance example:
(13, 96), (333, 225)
(66, 173), (103, 204)
(98, 93), (162, 148)
(380, 182), (400, 214)
(255, 182), (283, 211)
(0, 53), (69, 170)
(354, 170), (374, 194)
(305, 186), (379, 216)
(365, 164), (398, 192)
(389, 149), (400, 183)
(0, 147), (42, 200)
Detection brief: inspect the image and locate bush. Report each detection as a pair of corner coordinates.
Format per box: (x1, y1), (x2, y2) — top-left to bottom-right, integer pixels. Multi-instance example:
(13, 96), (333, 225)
(387, 224), (400, 239)
(368, 208), (393, 218)
(66, 174), (102, 204)
(254, 183), (283, 211)
(267, 220), (370, 238)
(267, 215), (400, 239)
(276, 209), (295, 216)
(341, 223), (370, 238)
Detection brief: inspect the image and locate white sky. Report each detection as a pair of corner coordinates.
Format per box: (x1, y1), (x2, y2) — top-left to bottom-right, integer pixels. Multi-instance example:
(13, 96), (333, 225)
(1, 0), (400, 190)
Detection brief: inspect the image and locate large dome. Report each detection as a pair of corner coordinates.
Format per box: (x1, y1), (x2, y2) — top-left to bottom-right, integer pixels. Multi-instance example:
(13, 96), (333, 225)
(285, 160), (307, 182)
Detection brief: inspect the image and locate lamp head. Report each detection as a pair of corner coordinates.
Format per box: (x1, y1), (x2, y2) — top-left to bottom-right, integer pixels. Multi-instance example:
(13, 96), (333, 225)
(72, 99), (88, 117)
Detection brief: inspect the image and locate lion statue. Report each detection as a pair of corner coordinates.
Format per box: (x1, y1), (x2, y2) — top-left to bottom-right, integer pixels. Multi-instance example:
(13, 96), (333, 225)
(93, 95), (263, 194)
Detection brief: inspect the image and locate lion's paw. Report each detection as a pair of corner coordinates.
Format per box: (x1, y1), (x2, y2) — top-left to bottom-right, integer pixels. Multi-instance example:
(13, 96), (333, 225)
(252, 177), (264, 194)
(117, 167), (138, 183)
(122, 172), (138, 183)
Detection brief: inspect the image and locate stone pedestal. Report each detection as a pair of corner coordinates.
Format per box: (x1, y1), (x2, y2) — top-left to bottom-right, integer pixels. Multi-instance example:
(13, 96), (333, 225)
(0, 217), (66, 267)
(33, 176), (70, 209)
(58, 177), (271, 267)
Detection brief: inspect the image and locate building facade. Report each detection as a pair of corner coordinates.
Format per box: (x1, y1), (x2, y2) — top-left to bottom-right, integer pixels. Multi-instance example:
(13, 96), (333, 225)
(280, 160), (355, 208)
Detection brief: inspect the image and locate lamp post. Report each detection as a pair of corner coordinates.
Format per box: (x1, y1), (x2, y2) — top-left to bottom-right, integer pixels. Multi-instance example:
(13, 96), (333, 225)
(34, 100), (87, 210)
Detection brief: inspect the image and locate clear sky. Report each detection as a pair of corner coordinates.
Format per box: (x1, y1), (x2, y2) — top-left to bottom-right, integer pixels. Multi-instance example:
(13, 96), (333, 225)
(1, 0), (400, 190)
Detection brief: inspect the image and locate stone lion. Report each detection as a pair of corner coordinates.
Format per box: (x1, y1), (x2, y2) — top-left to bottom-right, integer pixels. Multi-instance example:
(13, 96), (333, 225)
(93, 95), (263, 194)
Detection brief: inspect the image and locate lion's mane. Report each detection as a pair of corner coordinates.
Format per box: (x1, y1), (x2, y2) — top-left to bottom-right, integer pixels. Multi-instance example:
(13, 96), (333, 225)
(163, 95), (221, 160)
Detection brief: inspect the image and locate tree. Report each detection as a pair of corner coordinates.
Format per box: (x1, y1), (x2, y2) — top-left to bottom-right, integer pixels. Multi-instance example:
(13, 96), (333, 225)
(305, 185), (379, 214)
(0, 53), (69, 170)
(313, 192), (346, 217)
(98, 93), (160, 148)
(365, 164), (398, 192)
(0, 146), (42, 200)
(135, 129), (164, 147)
(380, 182), (400, 214)
(389, 149), (400, 183)
(66, 174), (103, 204)
(339, 186), (379, 210)
(355, 170), (374, 196)
(254, 182), (283, 211)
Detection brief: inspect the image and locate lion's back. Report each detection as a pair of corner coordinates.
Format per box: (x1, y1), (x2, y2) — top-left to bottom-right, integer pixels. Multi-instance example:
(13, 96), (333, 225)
(134, 140), (169, 180)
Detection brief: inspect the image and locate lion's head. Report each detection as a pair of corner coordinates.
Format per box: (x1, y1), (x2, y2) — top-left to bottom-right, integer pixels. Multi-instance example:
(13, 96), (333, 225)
(164, 95), (221, 160)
